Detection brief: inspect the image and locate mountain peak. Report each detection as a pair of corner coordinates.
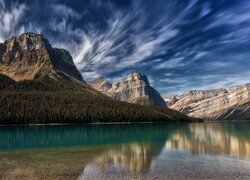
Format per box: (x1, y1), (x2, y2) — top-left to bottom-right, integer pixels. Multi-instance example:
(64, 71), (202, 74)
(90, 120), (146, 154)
(89, 72), (165, 106)
(5, 32), (51, 50)
(15, 32), (46, 39)
(126, 71), (147, 78)
(124, 72), (149, 85)
(128, 71), (145, 76)
(92, 76), (107, 83)
(0, 32), (83, 82)
(166, 83), (250, 120)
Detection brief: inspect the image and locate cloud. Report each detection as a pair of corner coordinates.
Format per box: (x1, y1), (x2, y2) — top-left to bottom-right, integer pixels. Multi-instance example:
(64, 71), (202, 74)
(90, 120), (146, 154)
(52, 4), (82, 20)
(154, 57), (185, 70)
(192, 71), (250, 91)
(0, 0), (250, 95)
(0, 1), (27, 42)
(193, 51), (208, 60)
(67, 1), (200, 81)
(200, 3), (211, 17)
(81, 71), (100, 81)
(205, 1), (250, 31)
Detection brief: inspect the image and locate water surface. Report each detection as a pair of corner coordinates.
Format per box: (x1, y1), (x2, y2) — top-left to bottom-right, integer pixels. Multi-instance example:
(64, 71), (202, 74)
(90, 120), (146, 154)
(0, 123), (250, 179)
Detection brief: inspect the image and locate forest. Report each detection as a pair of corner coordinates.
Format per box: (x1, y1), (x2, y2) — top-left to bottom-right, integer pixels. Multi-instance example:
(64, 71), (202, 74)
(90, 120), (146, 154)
(0, 74), (197, 124)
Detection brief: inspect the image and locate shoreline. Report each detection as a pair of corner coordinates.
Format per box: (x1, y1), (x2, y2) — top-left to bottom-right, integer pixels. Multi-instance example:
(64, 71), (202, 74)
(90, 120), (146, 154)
(0, 121), (189, 126)
(204, 119), (250, 123)
(0, 120), (249, 126)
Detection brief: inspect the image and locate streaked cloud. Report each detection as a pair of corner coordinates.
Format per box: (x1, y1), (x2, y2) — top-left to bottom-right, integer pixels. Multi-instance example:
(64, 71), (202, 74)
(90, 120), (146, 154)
(0, 0), (250, 94)
(0, 1), (27, 42)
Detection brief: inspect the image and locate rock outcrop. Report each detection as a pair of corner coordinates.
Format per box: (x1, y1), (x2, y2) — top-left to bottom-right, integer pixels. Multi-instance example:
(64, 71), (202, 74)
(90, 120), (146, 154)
(163, 94), (180, 107)
(165, 84), (250, 120)
(89, 77), (112, 94)
(0, 32), (83, 82)
(89, 72), (166, 106)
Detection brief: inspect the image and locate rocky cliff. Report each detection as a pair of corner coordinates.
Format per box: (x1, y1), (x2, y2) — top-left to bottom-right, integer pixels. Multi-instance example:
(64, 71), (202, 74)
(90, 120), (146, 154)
(0, 32), (83, 82)
(89, 72), (166, 106)
(165, 84), (250, 120)
(0, 32), (196, 124)
(89, 77), (112, 94)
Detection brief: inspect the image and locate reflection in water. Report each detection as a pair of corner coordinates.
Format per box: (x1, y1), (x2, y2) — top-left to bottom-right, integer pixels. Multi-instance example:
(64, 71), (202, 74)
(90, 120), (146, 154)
(80, 123), (250, 179)
(0, 123), (250, 179)
(79, 142), (165, 179)
(93, 142), (164, 173)
(0, 124), (171, 150)
(165, 123), (250, 159)
(94, 143), (153, 173)
(0, 124), (169, 179)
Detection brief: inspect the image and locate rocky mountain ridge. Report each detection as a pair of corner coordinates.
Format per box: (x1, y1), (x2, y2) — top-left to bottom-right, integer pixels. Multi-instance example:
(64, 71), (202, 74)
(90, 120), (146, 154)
(165, 84), (250, 120)
(0, 32), (83, 82)
(0, 32), (197, 124)
(89, 77), (112, 95)
(89, 72), (166, 106)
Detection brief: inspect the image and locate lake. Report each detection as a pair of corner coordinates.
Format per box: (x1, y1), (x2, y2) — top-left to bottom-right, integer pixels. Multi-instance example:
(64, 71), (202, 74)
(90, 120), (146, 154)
(0, 123), (250, 180)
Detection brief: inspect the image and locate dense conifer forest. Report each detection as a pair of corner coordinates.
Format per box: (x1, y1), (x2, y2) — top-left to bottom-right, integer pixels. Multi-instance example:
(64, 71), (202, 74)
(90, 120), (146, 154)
(0, 74), (197, 124)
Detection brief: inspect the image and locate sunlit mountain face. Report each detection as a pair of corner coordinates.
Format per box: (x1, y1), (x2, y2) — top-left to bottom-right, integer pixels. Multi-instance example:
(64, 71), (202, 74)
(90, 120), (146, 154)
(0, 0), (250, 94)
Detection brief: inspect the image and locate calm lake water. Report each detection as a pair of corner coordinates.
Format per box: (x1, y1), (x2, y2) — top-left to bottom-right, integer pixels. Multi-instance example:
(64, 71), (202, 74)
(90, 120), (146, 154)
(0, 123), (250, 180)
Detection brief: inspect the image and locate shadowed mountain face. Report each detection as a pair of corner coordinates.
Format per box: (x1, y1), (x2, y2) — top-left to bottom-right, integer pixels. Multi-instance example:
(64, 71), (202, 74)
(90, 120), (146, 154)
(89, 72), (166, 106)
(164, 84), (250, 120)
(0, 32), (83, 82)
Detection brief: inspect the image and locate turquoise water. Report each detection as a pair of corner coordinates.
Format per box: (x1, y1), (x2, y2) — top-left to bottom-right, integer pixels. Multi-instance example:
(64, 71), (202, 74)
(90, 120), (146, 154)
(0, 123), (250, 179)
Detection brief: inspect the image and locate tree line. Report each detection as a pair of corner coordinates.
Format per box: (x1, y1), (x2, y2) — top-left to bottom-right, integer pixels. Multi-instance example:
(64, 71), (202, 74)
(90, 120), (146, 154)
(0, 74), (196, 124)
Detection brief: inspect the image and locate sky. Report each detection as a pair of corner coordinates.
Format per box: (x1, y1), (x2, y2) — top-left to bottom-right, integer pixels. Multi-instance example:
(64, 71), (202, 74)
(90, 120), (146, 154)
(0, 0), (250, 95)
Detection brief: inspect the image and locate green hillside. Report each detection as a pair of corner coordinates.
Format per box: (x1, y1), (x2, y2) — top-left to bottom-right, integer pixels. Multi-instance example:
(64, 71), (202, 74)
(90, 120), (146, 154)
(0, 74), (198, 124)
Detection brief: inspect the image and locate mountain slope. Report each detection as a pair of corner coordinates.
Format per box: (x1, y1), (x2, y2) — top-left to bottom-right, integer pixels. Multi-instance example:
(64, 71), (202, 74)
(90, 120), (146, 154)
(0, 74), (196, 124)
(0, 32), (83, 82)
(165, 84), (250, 120)
(217, 101), (250, 120)
(89, 77), (112, 94)
(89, 72), (166, 106)
(0, 33), (197, 124)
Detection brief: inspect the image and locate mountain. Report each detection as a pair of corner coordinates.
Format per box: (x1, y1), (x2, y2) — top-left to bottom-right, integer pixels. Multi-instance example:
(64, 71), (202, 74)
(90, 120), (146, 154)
(164, 89), (227, 107)
(0, 32), (196, 124)
(165, 84), (250, 120)
(89, 72), (166, 106)
(89, 77), (112, 94)
(0, 32), (83, 82)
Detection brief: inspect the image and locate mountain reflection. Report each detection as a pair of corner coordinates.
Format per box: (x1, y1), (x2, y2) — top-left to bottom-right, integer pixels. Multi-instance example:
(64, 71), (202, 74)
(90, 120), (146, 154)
(79, 123), (250, 178)
(1, 123), (250, 179)
(92, 142), (164, 173)
(165, 123), (250, 159)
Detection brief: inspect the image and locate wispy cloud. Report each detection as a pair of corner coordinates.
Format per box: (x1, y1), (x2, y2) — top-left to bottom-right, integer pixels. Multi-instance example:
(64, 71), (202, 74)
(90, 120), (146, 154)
(71, 3), (182, 81)
(1, 0), (250, 94)
(0, 1), (27, 42)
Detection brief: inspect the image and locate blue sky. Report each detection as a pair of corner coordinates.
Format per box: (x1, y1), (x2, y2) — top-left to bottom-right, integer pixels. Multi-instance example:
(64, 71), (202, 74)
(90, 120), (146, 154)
(0, 0), (250, 94)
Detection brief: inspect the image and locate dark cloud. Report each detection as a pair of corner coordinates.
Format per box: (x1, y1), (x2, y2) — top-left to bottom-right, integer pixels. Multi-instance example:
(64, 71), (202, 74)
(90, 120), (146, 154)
(0, 0), (250, 94)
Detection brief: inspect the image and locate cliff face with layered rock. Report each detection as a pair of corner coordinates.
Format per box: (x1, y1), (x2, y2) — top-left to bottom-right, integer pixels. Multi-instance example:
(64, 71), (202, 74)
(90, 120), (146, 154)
(0, 32), (83, 82)
(89, 72), (166, 106)
(89, 77), (112, 95)
(165, 84), (250, 120)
